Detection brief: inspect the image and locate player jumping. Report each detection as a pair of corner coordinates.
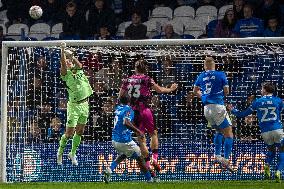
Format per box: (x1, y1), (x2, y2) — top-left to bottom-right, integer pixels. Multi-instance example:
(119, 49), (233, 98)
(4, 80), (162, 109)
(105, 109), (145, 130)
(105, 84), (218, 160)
(119, 59), (178, 176)
(193, 57), (235, 172)
(57, 42), (93, 166)
(103, 96), (153, 183)
(228, 82), (284, 182)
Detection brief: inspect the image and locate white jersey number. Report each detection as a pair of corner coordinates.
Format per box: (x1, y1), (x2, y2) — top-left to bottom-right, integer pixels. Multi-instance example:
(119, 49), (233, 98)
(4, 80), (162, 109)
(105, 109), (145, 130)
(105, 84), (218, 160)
(204, 82), (212, 94)
(259, 107), (277, 122)
(127, 84), (141, 98)
(113, 115), (118, 128)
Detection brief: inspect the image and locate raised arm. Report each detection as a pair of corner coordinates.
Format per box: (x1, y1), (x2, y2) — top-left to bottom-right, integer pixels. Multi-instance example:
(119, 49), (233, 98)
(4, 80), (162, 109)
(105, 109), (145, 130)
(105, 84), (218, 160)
(152, 82), (178, 94)
(231, 107), (254, 118)
(60, 42), (67, 76)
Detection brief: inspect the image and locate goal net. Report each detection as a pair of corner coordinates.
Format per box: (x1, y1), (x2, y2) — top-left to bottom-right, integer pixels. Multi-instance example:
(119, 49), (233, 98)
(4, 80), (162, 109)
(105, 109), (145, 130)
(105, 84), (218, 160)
(1, 38), (284, 182)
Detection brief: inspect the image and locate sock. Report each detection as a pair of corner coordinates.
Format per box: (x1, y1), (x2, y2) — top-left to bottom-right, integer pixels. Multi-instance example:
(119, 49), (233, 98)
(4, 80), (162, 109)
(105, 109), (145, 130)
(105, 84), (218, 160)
(265, 151), (275, 165)
(145, 156), (151, 169)
(58, 134), (68, 154)
(224, 137), (233, 159)
(277, 152), (284, 171)
(110, 161), (118, 172)
(152, 149), (158, 162)
(214, 133), (223, 156)
(144, 170), (152, 181)
(70, 133), (81, 156)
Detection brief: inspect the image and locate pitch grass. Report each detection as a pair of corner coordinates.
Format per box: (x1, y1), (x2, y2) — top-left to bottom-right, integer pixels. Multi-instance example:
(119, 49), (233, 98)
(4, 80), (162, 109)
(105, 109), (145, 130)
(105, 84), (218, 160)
(0, 181), (282, 189)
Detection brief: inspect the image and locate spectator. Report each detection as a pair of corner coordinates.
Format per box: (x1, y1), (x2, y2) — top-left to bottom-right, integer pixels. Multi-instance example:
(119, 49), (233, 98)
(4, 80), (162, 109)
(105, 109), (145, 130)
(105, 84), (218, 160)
(96, 26), (113, 40)
(153, 0), (178, 9)
(47, 115), (64, 142)
(256, 0), (281, 27)
(41, 0), (64, 26)
(263, 16), (283, 37)
(122, 0), (152, 22)
(233, 4), (264, 37)
(28, 120), (43, 143)
(161, 23), (181, 39)
(62, 1), (87, 39)
(233, 0), (245, 20)
(197, 0), (215, 7)
(124, 11), (147, 40)
(214, 9), (237, 38)
(6, 0), (29, 26)
(88, 0), (116, 37)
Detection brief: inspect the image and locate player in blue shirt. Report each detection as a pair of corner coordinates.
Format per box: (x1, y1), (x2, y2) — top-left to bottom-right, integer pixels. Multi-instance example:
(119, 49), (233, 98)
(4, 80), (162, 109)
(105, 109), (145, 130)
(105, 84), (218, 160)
(103, 96), (153, 183)
(228, 82), (284, 182)
(193, 57), (234, 172)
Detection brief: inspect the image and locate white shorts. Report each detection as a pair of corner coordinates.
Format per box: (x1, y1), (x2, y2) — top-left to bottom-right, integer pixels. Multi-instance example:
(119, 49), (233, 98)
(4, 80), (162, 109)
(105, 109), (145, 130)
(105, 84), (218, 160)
(112, 140), (141, 158)
(261, 129), (284, 146)
(204, 104), (231, 129)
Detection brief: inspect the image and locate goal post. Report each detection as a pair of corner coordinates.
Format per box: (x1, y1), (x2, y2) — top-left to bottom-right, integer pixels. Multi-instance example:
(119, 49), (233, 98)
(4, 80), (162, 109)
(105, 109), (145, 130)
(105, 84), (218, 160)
(1, 38), (284, 183)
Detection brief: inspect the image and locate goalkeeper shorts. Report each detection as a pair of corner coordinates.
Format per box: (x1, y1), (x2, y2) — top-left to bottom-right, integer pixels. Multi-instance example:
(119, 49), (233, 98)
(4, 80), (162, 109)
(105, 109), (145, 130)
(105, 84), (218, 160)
(66, 101), (89, 127)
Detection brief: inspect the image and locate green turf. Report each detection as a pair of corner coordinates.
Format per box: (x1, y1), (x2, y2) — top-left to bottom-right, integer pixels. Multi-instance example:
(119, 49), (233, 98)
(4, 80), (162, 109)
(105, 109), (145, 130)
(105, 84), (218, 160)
(0, 181), (282, 189)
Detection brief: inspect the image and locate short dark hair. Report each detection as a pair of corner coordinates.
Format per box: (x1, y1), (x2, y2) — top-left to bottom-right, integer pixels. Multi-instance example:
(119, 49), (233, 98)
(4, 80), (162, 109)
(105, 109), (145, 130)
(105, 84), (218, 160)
(262, 82), (275, 94)
(135, 59), (148, 74)
(119, 95), (130, 104)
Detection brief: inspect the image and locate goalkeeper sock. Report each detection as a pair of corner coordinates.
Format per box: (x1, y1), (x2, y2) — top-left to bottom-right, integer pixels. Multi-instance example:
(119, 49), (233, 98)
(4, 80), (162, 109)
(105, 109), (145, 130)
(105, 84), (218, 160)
(224, 137), (233, 159)
(152, 149), (158, 162)
(58, 134), (68, 155)
(71, 133), (81, 156)
(277, 152), (284, 171)
(110, 161), (118, 172)
(265, 151), (275, 165)
(214, 133), (223, 156)
(145, 156), (151, 169)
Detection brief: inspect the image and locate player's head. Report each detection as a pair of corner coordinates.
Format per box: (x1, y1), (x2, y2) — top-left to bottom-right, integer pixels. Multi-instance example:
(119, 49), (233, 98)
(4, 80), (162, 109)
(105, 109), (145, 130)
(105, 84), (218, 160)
(204, 57), (215, 71)
(261, 82), (275, 96)
(119, 95), (130, 105)
(135, 59), (148, 74)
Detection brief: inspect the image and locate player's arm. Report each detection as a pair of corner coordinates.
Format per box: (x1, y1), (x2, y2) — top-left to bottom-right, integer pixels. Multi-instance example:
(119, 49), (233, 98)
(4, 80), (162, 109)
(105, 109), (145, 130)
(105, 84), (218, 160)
(71, 55), (82, 69)
(118, 87), (127, 99)
(228, 101), (256, 118)
(152, 81), (178, 93)
(60, 42), (67, 76)
(123, 118), (144, 137)
(193, 86), (202, 99)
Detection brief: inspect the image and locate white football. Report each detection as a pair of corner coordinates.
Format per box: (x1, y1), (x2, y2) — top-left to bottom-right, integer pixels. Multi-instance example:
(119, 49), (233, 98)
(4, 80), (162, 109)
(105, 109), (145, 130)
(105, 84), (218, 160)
(29, 6), (43, 20)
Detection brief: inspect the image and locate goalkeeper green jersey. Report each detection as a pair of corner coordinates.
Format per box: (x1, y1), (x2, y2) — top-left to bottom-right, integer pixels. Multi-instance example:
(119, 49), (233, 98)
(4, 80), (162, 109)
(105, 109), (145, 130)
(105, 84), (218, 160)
(61, 69), (93, 103)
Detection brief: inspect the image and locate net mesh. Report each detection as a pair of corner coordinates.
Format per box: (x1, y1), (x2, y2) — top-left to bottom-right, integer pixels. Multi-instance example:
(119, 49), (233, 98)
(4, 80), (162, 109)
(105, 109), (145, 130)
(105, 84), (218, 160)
(3, 41), (284, 182)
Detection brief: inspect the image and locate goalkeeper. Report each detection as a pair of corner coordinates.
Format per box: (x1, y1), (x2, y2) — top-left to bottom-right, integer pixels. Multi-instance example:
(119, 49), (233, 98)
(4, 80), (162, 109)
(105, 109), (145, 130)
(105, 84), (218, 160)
(57, 42), (93, 166)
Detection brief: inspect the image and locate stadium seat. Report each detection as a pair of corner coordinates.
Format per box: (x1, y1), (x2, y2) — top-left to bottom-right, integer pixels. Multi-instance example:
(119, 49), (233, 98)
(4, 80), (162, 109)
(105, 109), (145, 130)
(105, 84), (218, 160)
(51, 23), (63, 37)
(183, 19), (205, 38)
(173, 6), (195, 19)
(25, 36), (38, 41)
(195, 15), (217, 28)
(206, 19), (218, 38)
(7, 23), (29, 36)
(2, 37), (16, 41)
(42, 36), (59, 41)
(181, 34), (195, 39)
(196, 5), (218, 18)
(172, 17), (195, 27)
(116, 21), (131, 37)
(218, 4), (233, 19)
(143, 20), (162, 38)
(148, 17), (170, 27)
(0, 23), (6, 35)
(29, 22), (51, 40)
(0, 10), (8, 25)
(151, 6), (173, 19)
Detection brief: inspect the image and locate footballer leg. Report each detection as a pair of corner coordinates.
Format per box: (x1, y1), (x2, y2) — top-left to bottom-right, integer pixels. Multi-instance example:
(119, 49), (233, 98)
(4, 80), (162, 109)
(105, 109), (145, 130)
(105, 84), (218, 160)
(150, 130), (161, 173)
(264, 145), (276, 180)
(57, 127), (74, 165)
(68, 124), (85, 166)
(220, 123), (235, 173)
(136, 155), (153, 182)
(103, 154), (127, 183)
(276, 141), (284, 183)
